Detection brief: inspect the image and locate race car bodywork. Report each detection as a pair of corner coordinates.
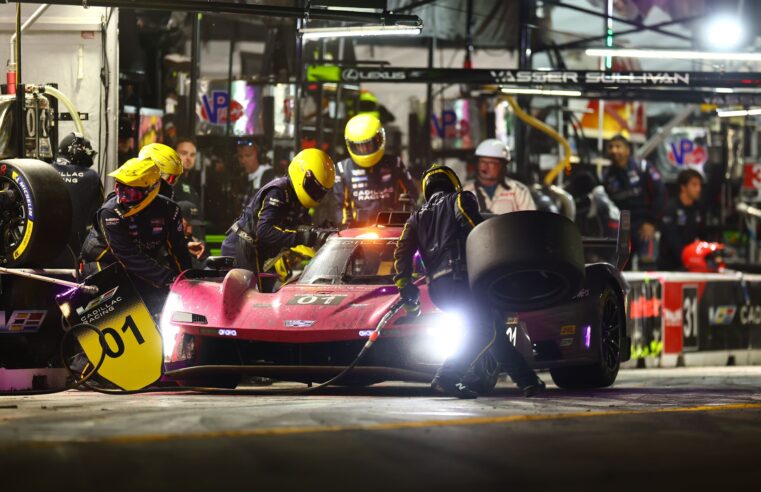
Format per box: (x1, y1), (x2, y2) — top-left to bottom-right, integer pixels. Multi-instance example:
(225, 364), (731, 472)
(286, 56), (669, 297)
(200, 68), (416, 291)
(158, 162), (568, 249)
(162, 214), (631, 391)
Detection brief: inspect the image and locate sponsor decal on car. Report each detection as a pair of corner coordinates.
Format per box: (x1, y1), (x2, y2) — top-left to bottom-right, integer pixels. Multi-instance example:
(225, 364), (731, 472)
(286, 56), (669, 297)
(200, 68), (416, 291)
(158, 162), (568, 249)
(0, 310), (47, 333)
(287, 294), (347, 306)
(559, 337), (574, 348)
(284, 320), (316, 328)
(560, 325), (576, 335)
(572, 288), (589, 300)
(708, 305), (737, 326)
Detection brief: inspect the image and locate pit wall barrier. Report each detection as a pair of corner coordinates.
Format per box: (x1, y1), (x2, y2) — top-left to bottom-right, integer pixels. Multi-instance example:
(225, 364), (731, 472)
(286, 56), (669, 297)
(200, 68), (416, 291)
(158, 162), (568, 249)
(623, 272), (761, 368)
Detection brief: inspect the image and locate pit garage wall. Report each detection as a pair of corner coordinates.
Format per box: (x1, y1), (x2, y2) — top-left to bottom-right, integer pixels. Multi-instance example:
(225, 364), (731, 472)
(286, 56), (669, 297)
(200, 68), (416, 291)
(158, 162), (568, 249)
(624, 272), (761, 368)
(0, 4), (119, 179)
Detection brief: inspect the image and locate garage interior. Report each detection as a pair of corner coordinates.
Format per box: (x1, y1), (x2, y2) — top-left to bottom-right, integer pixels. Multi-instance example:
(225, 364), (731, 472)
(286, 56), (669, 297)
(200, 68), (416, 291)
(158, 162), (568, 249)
(2, 1), (761, 490)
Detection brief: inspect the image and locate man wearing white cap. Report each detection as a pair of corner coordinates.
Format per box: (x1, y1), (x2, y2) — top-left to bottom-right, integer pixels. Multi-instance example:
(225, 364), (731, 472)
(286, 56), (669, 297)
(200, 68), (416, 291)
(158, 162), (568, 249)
(463, 138), (536, 214)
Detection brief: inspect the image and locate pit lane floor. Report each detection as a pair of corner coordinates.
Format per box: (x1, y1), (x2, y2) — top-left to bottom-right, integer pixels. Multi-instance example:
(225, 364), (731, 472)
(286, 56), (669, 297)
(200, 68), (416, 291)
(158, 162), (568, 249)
(1, 367), (760, 491)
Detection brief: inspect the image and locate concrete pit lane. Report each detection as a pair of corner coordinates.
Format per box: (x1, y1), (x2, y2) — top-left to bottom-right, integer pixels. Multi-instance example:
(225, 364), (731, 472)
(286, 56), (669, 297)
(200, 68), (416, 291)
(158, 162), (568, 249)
(1, 366), (760, 491)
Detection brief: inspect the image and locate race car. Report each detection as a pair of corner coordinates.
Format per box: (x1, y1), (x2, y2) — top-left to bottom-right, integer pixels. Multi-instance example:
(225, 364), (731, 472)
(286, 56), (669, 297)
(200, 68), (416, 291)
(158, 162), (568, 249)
(161, 210), (632, 392)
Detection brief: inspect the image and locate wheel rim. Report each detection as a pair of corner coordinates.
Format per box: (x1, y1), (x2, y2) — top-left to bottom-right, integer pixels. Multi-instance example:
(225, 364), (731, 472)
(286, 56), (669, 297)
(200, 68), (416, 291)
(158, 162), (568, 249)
(600, 294), (622, 371)
(0, 179), (27, 263)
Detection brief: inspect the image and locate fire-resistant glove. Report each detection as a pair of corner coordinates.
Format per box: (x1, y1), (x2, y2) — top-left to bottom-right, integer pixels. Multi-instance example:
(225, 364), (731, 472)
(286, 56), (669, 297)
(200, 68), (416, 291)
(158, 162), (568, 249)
(398, 281), (421, 316)
(296, 226), (333, 248)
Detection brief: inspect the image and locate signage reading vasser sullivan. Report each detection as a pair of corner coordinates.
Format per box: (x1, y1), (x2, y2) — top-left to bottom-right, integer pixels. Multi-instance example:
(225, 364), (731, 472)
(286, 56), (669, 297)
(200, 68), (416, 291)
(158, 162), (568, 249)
(323, 67), (761, 88)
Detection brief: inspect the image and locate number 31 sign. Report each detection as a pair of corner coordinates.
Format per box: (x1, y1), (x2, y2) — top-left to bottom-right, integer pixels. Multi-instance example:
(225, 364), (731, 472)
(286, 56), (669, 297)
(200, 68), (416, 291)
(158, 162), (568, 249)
(57, 264), (163, 391)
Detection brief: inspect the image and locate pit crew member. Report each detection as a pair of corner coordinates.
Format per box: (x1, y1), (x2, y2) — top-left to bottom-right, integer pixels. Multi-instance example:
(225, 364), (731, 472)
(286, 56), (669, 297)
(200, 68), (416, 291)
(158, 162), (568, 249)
(463, 138), (536, 214)
(603, 134), (666, 269)
(51, 132), (104, 265)
(80, 158), (192, 313)
(393, 164), (544, 399)
(221, 149), (336, 292)
(138, 142), (183, 201)
(658, 169), (705, 270)
(333, 114), (418, 226)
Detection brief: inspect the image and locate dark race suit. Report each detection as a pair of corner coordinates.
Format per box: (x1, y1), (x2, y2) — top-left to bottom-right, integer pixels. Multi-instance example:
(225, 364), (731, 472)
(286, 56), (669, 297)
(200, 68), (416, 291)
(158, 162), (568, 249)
(333, 154), (418, 227)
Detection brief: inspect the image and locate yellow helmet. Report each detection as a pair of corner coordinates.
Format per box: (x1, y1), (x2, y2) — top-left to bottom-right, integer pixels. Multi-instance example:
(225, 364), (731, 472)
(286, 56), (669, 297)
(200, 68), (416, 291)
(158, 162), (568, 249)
(422, 164), (462, 201)
(288, 148), (336, 208)
(138, 142), (182, 184)
(345, 113), (385, 168)
(109, 158), (161, 216)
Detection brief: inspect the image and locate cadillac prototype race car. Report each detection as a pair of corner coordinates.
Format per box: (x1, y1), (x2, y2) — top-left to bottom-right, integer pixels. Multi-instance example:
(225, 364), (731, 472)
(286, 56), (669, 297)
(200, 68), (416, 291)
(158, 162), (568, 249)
(161, 210), (632, 393)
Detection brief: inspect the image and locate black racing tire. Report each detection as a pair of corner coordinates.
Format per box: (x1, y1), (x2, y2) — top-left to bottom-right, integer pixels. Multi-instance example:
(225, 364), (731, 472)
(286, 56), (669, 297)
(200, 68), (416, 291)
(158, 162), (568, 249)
(0, 159), (71, 267)
(466, 211), (584, 312)
(468, 349), (501, 395)
(550, 286), (623, 389)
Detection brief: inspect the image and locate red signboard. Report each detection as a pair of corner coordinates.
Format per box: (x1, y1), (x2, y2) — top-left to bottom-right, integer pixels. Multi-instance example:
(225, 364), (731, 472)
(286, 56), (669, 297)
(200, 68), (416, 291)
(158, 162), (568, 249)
(743, 162), (761, 190)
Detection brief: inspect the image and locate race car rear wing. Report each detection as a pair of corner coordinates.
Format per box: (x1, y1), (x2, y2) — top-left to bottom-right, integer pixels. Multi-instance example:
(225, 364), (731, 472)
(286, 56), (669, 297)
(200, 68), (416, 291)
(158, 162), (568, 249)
(580, 210), (631, 271)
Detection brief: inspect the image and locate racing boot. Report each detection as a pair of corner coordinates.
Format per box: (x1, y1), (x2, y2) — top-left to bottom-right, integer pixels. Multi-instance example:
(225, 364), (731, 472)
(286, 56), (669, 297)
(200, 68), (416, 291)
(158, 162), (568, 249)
(521, 378), (546, 398)
(430, 376), (478, 399)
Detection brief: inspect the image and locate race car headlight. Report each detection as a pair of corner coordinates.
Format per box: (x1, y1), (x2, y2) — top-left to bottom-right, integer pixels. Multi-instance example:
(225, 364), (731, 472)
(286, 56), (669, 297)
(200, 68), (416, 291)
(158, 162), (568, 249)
(159, 292), (182, 362)
(425, 311), (466, 362)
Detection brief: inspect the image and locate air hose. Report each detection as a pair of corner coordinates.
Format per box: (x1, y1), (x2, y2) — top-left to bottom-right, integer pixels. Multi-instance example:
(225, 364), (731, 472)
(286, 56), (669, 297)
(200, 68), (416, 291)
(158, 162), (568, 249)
(502, 95), (573, 185)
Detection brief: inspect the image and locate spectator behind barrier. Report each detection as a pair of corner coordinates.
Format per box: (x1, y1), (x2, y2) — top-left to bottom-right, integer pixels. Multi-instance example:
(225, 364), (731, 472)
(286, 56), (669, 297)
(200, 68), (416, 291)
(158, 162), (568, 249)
(658, 169), (705, 271)
(603, 134), (666, 270)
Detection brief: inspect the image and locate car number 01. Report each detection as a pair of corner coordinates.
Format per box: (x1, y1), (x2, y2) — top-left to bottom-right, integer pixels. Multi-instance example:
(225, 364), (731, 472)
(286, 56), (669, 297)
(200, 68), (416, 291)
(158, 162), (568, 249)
(100, 315), (145, 358)
(290, 294), (346, 306)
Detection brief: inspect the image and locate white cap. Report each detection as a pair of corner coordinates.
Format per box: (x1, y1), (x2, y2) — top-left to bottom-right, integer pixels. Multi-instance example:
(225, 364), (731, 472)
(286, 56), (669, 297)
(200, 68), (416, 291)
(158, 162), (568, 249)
(475, 138), (511, 161)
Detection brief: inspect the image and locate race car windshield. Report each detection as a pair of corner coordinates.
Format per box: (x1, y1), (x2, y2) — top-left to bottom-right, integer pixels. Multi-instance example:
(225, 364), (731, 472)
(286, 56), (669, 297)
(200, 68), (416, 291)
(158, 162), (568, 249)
(299, 239), (397, 285)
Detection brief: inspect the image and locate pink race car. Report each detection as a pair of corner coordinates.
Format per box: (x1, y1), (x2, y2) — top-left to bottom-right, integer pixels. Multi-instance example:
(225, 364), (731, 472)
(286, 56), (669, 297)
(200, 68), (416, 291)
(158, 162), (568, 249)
(161, 211), (631, 393)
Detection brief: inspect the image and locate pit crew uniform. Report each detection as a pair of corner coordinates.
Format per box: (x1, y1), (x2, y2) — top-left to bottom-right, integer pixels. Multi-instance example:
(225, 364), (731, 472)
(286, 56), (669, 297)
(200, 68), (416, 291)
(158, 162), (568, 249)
(333, 154), (418, 226)
(462, 177), (536, 214)
(221, 176), (310, 291)
(394, 166), (542, 398)
(603, 157), (665, 267)
(658, 197), (705, 271)
(80, 194), (192, 313)
(51, 156), (104, 266)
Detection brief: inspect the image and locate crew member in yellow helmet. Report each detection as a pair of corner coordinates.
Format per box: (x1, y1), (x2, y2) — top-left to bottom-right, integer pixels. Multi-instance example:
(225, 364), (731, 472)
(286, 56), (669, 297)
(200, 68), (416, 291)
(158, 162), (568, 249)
(334, 113), (418, 226)
(221, 148), (336, 292)
(79, 157), (192, 314)
(138, 142), (183, 200)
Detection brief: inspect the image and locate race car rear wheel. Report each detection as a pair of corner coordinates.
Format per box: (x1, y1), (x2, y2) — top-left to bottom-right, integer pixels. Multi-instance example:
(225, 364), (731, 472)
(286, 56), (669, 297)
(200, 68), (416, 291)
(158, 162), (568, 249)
(0, 159), (71, 267)
(550, 286), (623, 389)
(466, 211), (584, 312)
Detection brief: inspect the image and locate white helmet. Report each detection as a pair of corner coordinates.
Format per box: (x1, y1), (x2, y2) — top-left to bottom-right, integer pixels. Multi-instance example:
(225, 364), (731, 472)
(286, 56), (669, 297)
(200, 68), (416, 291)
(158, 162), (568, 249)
(475, 138), (511, 161)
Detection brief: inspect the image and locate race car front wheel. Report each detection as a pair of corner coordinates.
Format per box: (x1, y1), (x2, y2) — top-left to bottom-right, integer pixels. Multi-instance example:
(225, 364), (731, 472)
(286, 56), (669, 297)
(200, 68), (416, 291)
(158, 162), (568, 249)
(550, 286), (623, 389)
(0, 159), (71, 267)
(466, 211), (585, 312)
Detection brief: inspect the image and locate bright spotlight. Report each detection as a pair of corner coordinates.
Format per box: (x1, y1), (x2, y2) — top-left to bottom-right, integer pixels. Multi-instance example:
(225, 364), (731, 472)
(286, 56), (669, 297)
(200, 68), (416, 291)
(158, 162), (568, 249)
(425, 311), (466, 362)
(705, 15), (744, 50)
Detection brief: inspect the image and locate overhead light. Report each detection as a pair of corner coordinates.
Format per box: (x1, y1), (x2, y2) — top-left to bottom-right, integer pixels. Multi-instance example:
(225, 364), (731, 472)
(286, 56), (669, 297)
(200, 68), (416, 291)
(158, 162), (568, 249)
(715, 88), (735, 94)
(586, 48), (761, 62)
(716, 108), (761, 118)
(704, 15), (744, 50)
(300, 24), (422, 40)
(501, 87), (582, 97)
